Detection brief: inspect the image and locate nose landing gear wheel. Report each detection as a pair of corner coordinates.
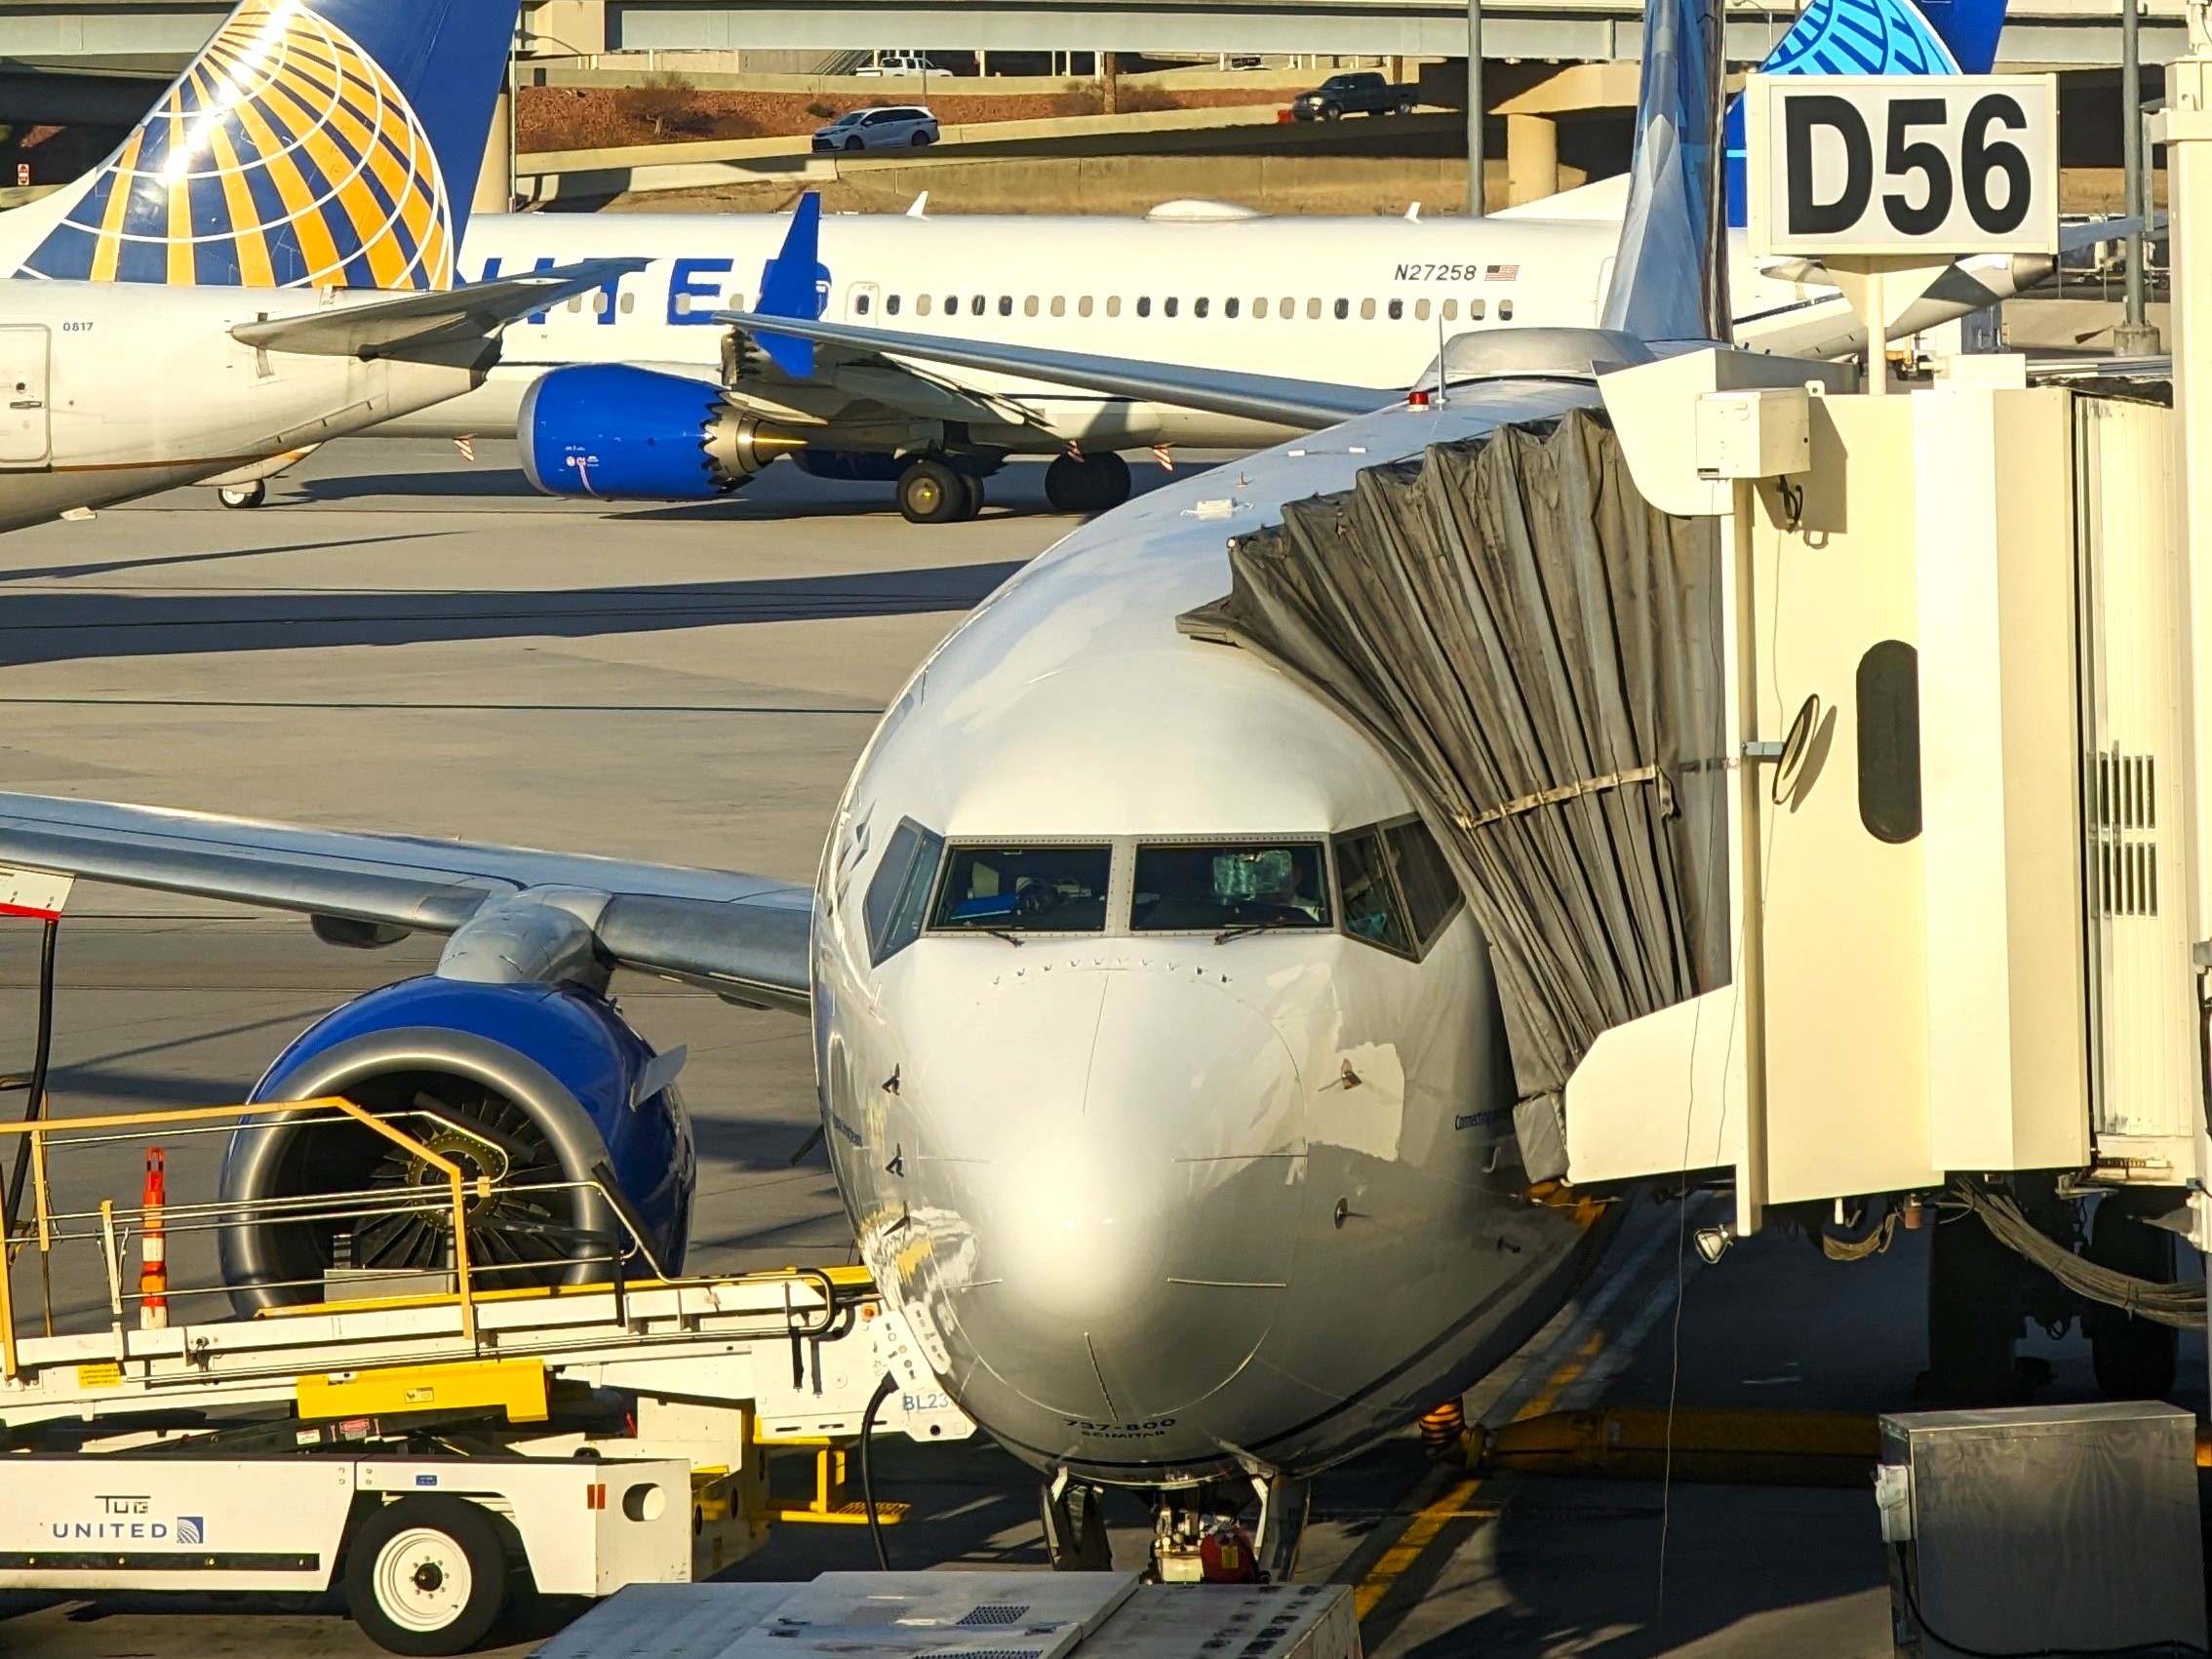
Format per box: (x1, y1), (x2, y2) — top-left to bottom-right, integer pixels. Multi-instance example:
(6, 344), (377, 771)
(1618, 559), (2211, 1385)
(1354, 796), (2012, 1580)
(346, 1496), (510, 1656)
(218, 480), (268, 510)
(897, 457), (969, 525)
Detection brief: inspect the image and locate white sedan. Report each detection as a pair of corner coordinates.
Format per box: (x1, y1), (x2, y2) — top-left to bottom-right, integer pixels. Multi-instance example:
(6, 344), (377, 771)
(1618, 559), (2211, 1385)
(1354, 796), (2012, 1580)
(812, 106), (940, 152)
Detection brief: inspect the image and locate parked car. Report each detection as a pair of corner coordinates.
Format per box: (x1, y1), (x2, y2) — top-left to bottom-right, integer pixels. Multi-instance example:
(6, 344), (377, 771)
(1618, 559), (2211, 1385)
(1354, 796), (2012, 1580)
(1289, 71), (1416, 121)
(811, 106), (940, 151)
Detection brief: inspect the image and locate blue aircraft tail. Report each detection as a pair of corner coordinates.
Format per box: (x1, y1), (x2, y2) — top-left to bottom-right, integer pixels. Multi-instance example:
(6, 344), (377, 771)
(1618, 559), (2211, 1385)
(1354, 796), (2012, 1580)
(12, 0), (521, 289)
(1600, 0), (1727, 346)
(752, 194), (831, 377)
(1723, 0), (2011, 223)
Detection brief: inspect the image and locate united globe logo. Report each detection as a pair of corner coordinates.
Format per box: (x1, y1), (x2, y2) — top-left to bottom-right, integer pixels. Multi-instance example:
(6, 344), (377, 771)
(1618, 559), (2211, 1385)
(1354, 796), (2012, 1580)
(16, 0), (454, 290)
(1759, 0), (1960, 78)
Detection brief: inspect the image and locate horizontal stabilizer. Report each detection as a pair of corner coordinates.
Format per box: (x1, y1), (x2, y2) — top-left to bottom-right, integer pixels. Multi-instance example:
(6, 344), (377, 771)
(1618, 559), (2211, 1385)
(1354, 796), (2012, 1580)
(717, 309), (1398, 433)
(233, 259), (650, 362)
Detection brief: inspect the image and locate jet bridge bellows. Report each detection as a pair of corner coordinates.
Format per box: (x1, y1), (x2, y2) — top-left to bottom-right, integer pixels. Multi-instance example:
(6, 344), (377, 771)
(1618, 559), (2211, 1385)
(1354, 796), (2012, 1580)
(1180, 408), (1727, 1178)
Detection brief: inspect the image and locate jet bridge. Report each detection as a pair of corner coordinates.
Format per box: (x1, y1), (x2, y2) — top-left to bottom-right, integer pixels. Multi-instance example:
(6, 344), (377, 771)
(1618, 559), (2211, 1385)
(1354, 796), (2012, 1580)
(1182, 342), (2208, 1385)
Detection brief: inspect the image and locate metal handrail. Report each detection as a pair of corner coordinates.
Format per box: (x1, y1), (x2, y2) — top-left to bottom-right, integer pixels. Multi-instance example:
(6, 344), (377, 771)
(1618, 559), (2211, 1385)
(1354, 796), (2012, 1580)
(0, 1096), (484, 1378)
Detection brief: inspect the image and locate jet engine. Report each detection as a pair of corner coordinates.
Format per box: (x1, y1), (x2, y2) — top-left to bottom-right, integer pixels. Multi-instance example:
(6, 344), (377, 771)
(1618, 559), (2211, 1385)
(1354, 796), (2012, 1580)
(217, 974), (694, 1314)
(518, 363), (803, 500)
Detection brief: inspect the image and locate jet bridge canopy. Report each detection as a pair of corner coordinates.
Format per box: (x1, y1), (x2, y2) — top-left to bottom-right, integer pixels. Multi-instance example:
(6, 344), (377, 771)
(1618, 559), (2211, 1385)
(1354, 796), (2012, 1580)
(1180, 408), (1727, 1178)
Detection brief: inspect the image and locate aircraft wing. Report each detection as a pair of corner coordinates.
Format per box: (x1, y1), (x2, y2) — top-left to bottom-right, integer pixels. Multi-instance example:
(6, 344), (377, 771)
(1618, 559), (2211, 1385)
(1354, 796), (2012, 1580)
(0, 793), (812, 1012)
(718, 309), (1402, 433)
(232, 258), (651, 363)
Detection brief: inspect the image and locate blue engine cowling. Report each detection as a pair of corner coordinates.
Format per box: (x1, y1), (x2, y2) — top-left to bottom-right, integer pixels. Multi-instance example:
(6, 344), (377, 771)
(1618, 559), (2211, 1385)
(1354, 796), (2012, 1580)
(218, 976), (695, 1313)
(519, 363), (793, 501)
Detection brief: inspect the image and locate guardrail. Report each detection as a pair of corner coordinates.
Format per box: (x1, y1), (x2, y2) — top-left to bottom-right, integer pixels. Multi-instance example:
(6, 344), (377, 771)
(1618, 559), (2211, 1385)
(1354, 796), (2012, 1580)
(0, 1096), (679, 1378)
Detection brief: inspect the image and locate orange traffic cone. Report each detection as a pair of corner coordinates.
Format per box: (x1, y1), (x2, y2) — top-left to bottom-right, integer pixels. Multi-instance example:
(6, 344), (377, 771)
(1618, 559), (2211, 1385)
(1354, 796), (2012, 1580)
(138, 1148), (167, 1329)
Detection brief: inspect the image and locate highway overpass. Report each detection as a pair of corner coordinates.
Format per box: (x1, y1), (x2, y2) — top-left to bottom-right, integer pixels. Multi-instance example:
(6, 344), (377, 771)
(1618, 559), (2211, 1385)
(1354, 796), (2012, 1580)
(0, 0), (2189, 70)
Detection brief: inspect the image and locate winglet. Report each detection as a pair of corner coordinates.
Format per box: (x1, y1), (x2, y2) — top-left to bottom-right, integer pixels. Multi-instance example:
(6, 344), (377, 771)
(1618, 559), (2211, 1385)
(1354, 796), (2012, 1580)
(752, 192), (829, 377)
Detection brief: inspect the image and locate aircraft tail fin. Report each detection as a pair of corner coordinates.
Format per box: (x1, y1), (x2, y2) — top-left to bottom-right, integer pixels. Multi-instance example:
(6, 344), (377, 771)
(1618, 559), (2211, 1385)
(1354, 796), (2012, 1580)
(751, 193), (830, 377)
(1600, 0), (1728, 346)
(1722, 0), (2010, 224)
(9, 0), (521, 290)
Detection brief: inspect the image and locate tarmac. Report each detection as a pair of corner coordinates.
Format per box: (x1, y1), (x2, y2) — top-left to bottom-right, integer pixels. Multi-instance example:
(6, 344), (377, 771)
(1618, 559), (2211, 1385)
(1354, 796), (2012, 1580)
(0, 439), (2196, 1658)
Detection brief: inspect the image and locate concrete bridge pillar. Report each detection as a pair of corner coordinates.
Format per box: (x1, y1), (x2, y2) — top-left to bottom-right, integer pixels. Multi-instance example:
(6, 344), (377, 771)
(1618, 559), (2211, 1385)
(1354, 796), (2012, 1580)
(475, 87), (514, 217)
(1506, 112), (1557, 207)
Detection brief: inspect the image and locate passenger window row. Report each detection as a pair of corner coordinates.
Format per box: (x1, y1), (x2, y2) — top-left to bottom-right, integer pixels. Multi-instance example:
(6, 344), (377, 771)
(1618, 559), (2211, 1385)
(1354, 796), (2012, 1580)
(860, 819), (1463, 965)
(849, 292), (1514, 324)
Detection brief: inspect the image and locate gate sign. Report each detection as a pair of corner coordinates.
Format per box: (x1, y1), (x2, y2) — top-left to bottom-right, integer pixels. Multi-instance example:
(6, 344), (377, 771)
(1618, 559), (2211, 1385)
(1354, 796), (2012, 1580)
(1744, 75), (2059, 257)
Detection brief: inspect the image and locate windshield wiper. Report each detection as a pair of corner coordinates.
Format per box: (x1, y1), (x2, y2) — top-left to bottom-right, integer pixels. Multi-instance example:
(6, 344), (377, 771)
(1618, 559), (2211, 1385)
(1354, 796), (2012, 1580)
(975, 927), (1024, 946)
(1214, 920), (1307, 945)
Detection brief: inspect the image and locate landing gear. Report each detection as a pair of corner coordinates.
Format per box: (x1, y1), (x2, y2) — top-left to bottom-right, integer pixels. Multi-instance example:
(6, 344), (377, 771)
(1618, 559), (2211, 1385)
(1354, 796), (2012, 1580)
(897, 457), (968, 525)
(1045, 452), (1132, 515)
(896, 456), (989, 524)
(1149, 1475), (1309, 1584)
(2082, 1190), (2180, 1400)
(218, 480), (268, 510)
(1041, 1473), (1114, 1572)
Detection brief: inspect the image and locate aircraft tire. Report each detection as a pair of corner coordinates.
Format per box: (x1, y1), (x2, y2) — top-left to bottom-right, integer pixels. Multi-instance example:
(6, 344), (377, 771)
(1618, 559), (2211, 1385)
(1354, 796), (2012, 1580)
(219, 481), (268, 510)
(953, 468), (985, 521)
(2082, 1190), (2179, 1400)
(897, 458), (968, 525)
(1090, 452), (1132, 509)
(1045, 454), (1088, 513)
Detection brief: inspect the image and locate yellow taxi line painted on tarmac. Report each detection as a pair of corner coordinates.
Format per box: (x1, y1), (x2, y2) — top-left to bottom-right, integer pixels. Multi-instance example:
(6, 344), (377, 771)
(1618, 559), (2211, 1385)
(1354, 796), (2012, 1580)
(1353, 1325), (1607, 1621)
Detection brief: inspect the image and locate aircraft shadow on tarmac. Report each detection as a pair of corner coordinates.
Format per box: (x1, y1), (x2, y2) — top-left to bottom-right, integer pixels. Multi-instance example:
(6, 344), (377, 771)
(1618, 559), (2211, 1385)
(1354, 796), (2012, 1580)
(0, 563), (1029, 667)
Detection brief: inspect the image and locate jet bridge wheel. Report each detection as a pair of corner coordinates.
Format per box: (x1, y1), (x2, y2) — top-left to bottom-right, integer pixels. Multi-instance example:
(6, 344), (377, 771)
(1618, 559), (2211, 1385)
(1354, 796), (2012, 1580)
(346, 1496), (512, 1657)
(2082, 1189), (2180, 1401)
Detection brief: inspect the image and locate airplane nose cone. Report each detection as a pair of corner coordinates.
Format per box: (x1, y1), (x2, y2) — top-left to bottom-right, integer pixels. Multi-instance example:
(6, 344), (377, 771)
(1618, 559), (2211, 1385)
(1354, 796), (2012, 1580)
(938, 965), (1307, 1426)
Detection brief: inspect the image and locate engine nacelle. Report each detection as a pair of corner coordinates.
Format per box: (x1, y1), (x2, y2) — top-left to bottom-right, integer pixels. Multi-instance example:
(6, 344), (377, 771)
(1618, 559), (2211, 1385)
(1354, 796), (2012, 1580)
(518, 363), (800, 500)
(219, 975), (694, 1313)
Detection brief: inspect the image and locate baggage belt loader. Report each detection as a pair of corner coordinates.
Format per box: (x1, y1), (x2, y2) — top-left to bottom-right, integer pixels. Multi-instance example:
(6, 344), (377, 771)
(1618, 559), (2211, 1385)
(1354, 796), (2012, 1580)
(0, 1095), (973, 1655)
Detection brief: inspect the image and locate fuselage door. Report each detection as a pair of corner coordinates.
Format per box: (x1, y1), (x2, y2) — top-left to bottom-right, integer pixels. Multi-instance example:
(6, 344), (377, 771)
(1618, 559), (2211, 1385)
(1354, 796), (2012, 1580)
(846, 281), (882, 324)
(0, 326), (51, 467)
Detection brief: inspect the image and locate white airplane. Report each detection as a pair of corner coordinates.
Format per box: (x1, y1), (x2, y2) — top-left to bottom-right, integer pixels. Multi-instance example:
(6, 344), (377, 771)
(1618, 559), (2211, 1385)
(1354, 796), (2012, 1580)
(0, 0), (638, 534)
(336, 0), (2044, 524)
(0, 0), (1783, 1597)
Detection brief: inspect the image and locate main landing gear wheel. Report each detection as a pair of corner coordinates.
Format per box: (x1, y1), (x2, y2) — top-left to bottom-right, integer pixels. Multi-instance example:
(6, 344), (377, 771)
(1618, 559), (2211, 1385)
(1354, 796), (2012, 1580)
(2083, 1189), (2180, 1400)
(346, 1496), (510, 1656)
(897, 458), (970, 525)
(1045, 453), (1132, 514)
(218, 480), (268, 510)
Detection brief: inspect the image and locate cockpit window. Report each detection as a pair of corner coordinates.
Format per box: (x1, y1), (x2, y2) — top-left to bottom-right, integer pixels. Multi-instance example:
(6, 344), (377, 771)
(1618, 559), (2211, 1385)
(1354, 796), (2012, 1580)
(1334, 827), (1413, 956)
(1334, 817), (1465, 958)
(1385, 819), (1464, 947)
(930, 845), (1111, 932)
(863, 817), (944, 965)
(1131, 843), (1329, 931)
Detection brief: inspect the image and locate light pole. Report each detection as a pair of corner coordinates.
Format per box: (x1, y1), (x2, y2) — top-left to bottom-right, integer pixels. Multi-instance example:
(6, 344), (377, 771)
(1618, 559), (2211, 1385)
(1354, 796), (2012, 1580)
(1467, 0), (1485, 215)
(2116, 0), (2161, 352)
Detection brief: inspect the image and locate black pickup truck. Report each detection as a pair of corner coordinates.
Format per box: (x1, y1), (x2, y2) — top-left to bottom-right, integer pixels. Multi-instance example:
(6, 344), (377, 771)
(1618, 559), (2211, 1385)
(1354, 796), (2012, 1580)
(1289, 71), (1416, 121)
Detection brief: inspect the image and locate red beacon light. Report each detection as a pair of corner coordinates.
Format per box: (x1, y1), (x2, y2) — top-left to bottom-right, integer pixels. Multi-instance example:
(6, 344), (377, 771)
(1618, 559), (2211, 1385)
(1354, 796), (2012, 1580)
(1407, 387), (1432, 408)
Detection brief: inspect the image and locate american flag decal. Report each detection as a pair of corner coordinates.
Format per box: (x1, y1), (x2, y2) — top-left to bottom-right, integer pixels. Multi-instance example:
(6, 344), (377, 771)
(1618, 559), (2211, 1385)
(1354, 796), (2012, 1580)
(1152, 445), (1175, 472)
(1485, 264), (1520, 282)
(454, 436), (477, 463)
